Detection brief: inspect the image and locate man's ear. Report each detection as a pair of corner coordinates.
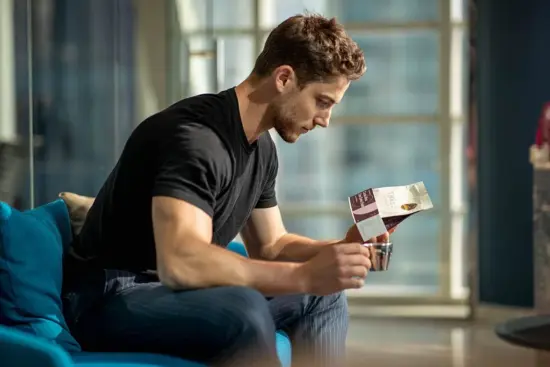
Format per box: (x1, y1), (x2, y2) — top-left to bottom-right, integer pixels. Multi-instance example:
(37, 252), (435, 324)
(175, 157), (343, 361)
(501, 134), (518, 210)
(273, 65), (295, 92)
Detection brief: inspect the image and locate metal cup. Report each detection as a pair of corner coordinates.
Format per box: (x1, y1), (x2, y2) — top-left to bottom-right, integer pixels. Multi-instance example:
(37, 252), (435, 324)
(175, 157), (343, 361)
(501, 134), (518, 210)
(363, 242), (393, 271)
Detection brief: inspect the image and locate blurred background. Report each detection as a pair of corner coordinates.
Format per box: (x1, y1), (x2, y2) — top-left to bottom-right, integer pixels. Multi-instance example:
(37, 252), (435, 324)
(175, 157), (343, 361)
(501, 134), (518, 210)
(2, 0), (550, 363)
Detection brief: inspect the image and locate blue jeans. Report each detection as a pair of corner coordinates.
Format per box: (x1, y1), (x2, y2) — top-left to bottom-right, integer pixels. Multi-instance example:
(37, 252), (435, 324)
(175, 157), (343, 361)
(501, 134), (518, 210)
(62, 269), (348, 366)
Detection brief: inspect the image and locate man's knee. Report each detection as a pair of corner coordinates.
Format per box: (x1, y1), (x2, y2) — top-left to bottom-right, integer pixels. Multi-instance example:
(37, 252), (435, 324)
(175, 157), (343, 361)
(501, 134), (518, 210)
(328, 291), (348, 312)
(325, 291), (347, 304)
(222, 287), (276, 342)
(309, 291), (348, 316)
(214, 287), (278, 363)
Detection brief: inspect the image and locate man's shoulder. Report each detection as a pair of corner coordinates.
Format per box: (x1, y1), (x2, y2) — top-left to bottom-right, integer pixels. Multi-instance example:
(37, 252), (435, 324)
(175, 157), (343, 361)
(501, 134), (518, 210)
(148, 121), (229, 169)
(131, 115), (225, 157)
(163, 89), (236, 126)
(152, 89), (237, 145)
(136, 91), (234, 143)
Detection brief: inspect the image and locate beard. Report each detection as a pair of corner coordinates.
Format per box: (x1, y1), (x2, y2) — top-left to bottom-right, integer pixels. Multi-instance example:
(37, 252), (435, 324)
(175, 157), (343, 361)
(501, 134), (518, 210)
(268, 99), (301, 143)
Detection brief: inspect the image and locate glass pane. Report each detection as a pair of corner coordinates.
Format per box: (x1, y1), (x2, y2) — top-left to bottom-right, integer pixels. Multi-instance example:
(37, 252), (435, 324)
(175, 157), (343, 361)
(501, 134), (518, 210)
(260, 0), (332, 28)
(283, 212), (440, 292)
(219, 37), (255, 90)
(184, 38), (217, 95)
(276, 123), (441, 207)
(259, 0), (439, 28)
(336, 0), (440, 23)
(335, 31), (439, 117)
(12, 0), (137, 207)
(183, 35), (255, 95)
(176, 0), (253, 32)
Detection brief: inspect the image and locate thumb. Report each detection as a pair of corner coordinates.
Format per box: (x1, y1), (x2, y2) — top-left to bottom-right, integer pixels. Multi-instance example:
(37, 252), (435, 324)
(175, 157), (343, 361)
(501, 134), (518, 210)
(377, 232), (390, 243)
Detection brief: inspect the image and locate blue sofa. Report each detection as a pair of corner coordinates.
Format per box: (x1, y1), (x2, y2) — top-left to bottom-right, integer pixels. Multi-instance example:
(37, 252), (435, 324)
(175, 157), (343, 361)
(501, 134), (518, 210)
(0, 199), (292, 366)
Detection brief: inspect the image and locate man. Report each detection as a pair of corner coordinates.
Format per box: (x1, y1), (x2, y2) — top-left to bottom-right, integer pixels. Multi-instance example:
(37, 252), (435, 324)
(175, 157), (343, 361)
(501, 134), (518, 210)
(62, 14), (389, 367)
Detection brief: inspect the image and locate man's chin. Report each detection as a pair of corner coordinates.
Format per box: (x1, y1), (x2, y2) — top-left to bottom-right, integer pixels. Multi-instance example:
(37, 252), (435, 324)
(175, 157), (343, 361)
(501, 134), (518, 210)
(280, 133), (300, 143)
(276, 129), (300, 143)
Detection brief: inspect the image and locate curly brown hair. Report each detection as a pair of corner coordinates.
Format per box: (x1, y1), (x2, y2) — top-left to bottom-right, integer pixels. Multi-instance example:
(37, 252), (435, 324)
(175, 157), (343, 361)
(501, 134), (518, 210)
(252, 14), (366, 87)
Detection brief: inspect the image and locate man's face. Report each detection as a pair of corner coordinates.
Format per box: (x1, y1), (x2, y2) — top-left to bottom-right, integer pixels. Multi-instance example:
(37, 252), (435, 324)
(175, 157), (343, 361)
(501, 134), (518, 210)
(268, 68), (350, 143)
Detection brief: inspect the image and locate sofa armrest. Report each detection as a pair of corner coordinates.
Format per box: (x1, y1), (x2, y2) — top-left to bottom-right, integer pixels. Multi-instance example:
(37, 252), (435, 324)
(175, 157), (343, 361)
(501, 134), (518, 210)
(0, 325), (73, 367)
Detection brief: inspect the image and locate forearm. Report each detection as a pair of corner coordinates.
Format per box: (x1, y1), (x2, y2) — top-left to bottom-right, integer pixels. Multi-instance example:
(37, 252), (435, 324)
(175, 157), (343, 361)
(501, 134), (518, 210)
(271, 233), (343, 262)
(159, 240), (307, 296)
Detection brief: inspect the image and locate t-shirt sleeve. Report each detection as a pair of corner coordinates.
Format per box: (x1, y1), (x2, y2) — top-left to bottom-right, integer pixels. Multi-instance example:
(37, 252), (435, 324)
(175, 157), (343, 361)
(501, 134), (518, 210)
(255, 138), (279, 209)
(152, 123), (231, 217)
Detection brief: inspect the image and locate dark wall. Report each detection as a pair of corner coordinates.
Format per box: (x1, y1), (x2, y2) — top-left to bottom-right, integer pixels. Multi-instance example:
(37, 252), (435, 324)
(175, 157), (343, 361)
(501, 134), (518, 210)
(476, 0), (550, 307)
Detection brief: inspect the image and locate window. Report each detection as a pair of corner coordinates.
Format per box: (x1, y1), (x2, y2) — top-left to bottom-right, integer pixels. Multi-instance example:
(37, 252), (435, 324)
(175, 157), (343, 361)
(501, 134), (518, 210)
(181, 36), (255, 95)
(259, 0), (440, 28)
(337, 31), (440, 117)
(170, 0), (470, 301)
(176, 0), (254, 32)
(276, 121), (441, 293)
(334, 0), (440, 23)
(276, 123), (441, 206)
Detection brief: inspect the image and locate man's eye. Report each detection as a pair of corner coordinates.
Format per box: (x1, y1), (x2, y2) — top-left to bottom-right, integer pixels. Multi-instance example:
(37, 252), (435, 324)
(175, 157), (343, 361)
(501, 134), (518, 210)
(317, 100), (330, 109)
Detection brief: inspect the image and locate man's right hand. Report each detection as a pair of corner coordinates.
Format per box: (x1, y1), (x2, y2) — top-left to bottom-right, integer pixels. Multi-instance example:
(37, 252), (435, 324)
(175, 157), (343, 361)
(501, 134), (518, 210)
(298, 243), (372, 296)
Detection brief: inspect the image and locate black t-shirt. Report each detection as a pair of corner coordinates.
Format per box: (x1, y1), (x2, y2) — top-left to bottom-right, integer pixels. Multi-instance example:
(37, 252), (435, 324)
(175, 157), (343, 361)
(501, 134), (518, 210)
(72, 88), (278, 271)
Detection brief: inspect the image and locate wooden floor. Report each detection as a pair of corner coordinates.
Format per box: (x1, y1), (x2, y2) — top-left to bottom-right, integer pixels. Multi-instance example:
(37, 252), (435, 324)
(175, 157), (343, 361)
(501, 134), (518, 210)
(346, 308), (549, 366)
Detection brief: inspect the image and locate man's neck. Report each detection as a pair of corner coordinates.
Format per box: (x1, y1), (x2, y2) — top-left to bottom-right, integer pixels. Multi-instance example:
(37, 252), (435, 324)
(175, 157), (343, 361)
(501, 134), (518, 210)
(234, 76), (274, 143)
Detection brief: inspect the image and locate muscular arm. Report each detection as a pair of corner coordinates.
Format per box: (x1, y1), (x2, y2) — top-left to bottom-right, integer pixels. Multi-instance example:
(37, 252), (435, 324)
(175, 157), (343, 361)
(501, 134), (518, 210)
(270, 234), (342, 262)
(241, 206), (340, 262)
(153, 197), (308, 296)
(241, 137), (339, 262)
(151, 123), (315, 295)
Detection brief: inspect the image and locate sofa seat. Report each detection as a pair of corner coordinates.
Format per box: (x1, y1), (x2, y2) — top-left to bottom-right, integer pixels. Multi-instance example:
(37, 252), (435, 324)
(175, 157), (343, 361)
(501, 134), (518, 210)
(71, 352), (201, 366)
(70, 331), (292, 366)
(1, 312), (292, 367)
(0, 197), (292, 366)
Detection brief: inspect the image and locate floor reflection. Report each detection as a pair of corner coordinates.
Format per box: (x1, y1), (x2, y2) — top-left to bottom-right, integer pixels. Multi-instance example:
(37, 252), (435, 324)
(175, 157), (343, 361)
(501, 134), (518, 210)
(346, 313), (546, 366)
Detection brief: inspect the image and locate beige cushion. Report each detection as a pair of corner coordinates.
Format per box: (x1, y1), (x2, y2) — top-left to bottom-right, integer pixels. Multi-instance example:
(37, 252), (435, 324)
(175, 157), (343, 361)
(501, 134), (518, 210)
(58, 192), (95, 236)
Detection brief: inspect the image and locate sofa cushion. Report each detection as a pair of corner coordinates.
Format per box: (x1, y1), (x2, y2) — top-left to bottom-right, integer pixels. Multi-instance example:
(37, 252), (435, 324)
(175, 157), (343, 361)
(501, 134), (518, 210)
(71, 352), (203, 366)
(0, 200), (81, 352)
(71, 331), (292, 367)
(0, 324), (74, 367)
(275, 330), (292, 367)
(1, 324), (292, 367)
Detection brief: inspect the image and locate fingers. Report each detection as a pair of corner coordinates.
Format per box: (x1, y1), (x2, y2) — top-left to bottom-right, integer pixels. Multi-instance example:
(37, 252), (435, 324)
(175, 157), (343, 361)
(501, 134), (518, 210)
(339, 254), (371, 268)
(341, 265), (369, 278)
(365, 245), (375, 260)
(336, 242), (364, 254)
(365, 231), (391, 243)
(377, 231), (390, 243)
(359, 245), (371, 259)
(339, 276), (365, 289)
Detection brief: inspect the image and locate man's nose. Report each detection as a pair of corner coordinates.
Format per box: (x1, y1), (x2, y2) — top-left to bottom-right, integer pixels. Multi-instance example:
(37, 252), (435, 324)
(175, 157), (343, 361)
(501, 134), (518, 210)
(315, 111), (331, 128)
